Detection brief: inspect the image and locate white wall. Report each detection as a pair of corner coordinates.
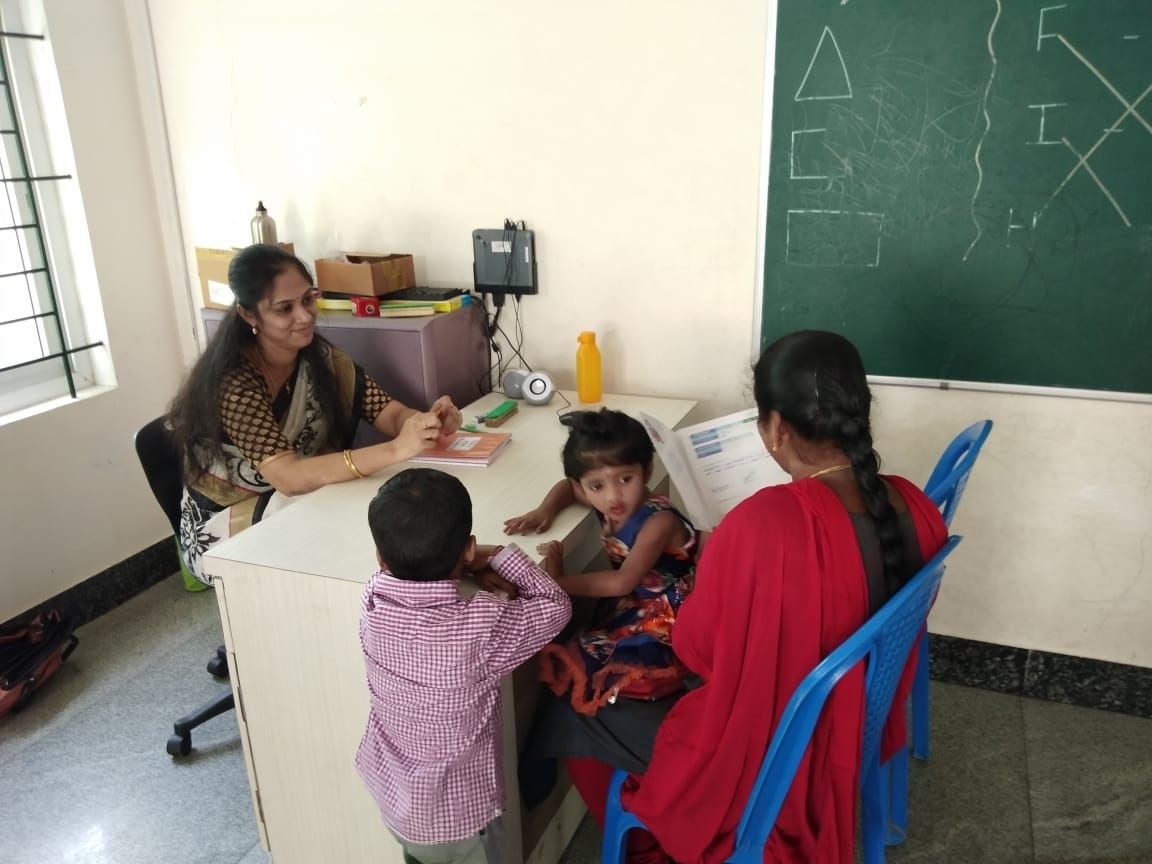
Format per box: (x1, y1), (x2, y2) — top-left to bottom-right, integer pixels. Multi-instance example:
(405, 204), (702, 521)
(144, 0), (1152, 668)
(0, 0), (188, 622)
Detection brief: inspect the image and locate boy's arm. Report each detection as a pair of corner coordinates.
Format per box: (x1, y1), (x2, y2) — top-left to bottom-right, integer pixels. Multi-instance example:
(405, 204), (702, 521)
(481, 544), (572, 675)
(503, 478), (582, 535)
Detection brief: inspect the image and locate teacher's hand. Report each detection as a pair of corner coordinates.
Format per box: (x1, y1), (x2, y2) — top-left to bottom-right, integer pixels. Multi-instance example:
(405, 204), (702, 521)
(430, 395), (462, 439)
(394, 411), (442, 460)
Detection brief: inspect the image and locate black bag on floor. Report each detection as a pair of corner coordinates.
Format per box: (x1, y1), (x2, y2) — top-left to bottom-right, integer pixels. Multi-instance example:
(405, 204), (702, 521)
(0, 609), (78, 717)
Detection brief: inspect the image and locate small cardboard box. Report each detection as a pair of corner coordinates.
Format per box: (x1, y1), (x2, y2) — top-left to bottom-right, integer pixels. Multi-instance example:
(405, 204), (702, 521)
(195, 243), (296, 310)
(195, 247), (236, 310)
(314, 253), (415, 297)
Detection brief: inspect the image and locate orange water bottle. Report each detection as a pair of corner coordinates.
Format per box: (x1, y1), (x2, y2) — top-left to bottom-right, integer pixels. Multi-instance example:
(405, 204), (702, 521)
(576, 331), (602, 403)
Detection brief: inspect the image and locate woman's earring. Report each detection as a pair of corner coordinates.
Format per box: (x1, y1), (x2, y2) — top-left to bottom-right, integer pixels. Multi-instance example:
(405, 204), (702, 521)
(251, 326), (258, 335)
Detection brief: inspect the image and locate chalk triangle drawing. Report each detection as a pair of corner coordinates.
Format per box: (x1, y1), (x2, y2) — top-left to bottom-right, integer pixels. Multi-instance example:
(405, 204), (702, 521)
(795, 26), (853, 101)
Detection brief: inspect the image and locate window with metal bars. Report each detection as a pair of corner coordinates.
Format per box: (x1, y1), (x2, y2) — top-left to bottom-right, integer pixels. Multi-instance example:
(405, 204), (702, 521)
(0, 0), (109, 421)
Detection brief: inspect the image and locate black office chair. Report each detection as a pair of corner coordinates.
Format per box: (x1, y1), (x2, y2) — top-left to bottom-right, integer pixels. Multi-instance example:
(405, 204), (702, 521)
(134, 416), (236, 757)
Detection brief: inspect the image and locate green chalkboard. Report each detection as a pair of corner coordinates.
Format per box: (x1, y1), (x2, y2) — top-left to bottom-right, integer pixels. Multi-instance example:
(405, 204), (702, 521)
(761, 0), (1152, 392)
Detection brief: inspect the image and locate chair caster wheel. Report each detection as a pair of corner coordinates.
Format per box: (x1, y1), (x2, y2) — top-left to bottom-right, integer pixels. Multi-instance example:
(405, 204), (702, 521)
(167, 733), (192, 757)
(207, 656), (227, 677)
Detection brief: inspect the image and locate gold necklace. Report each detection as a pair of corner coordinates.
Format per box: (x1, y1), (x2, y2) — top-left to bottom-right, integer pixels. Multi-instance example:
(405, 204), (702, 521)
(808, 463), (851, 480)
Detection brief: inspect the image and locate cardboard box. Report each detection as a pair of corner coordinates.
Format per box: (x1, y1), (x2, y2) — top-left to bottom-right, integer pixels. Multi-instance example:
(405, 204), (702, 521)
(195, 243), (296, 310)
(314, 253), (415, 297)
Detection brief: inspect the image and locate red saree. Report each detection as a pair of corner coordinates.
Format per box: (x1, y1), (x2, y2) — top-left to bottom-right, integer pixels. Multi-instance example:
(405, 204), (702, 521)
(621, 475), (947, 864)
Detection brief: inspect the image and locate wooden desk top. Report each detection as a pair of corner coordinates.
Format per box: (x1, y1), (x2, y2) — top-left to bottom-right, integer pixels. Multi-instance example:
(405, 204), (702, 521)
(204, 391), (696, 584)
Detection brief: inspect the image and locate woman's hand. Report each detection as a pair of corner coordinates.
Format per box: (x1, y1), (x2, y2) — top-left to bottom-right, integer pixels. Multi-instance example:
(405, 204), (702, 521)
(430, 396), (462, 439)
(504, 507), (555, 535)
(536, 540), (565, 580)
(393, 411), (442, 460)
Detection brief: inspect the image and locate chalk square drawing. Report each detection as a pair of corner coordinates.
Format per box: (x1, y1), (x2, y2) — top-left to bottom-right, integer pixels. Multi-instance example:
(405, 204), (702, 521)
(790, 128), (828, 179)
(785, 210), (884, 267)
(795, 26), (853, 101)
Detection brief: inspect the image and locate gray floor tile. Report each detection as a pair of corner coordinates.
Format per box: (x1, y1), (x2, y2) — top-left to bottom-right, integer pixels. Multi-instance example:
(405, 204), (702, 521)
(0, 575), (262, 864)
(559, 814), (600, 864)
(1024, 696), (1152, 864)
(885, 683), (1034, 864)
(237, 843), (273, 864)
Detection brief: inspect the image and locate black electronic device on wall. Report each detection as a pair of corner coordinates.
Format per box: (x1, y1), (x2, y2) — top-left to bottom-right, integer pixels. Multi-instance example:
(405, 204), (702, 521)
(472, 225), (537, 297)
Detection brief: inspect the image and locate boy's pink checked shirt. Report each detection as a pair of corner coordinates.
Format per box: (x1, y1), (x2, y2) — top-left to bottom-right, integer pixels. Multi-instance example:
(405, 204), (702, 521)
(355, 544), (570, 844)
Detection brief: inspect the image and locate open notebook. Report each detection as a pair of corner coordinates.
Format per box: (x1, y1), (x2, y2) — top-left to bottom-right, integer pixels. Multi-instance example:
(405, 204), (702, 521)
(409, 430), (512, 467)
(639, 408), (789, 530)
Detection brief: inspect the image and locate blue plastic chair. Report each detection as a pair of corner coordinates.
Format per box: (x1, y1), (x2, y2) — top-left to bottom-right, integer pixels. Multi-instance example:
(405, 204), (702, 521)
(601, 536), (963, 864)
(912, 420), (993, 760)
(880, 421), (992, 846)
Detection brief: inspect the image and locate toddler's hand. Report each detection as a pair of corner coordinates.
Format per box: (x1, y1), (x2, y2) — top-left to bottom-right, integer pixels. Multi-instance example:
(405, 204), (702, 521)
(536, 540), (564, 580)
(504, 508), (554, 535)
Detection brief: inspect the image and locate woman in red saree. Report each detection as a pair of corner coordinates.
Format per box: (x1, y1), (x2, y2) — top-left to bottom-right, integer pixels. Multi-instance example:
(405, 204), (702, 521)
(561, 331), (947, 863)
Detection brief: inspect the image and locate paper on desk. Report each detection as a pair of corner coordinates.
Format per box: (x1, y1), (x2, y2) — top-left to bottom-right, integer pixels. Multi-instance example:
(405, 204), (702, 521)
(640, 408), (789, 531)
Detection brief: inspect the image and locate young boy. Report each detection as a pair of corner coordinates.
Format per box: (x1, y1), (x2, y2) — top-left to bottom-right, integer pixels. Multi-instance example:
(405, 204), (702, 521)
(356, 468), (571, 864)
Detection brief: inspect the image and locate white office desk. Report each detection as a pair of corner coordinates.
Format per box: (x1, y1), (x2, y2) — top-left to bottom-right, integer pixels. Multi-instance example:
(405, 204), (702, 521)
(205, 392), (696, 864)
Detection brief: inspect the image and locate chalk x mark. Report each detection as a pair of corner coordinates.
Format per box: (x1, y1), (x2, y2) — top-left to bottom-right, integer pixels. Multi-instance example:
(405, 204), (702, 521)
(1037, 5), (1066, 52)
(963, 0), (1001, 262)
(1060, 137), (1132, 226)
(795, 27), (853, 102)
(1036, 82), (1152, 224)
(1057, 34), (1152, 136)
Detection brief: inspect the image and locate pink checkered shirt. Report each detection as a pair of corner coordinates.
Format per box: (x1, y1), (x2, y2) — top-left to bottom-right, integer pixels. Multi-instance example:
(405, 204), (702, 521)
(355, 544), (571, 844)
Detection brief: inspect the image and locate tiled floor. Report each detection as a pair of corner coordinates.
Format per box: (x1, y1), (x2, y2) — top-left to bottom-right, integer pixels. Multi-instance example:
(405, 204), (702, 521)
(3, 574), (1150, 864)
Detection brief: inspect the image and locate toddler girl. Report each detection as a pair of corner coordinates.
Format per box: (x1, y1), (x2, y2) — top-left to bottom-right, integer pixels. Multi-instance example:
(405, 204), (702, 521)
(504, 408), (697, 714)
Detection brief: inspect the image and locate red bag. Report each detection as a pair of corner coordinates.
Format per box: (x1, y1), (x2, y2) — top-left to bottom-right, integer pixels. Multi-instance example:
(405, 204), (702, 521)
(0, 609), (78, 718)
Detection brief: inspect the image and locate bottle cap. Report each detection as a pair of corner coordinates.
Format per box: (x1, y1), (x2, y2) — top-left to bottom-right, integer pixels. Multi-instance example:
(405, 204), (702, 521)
(578, 331), (596, 343)
(256, 201), (267, 213)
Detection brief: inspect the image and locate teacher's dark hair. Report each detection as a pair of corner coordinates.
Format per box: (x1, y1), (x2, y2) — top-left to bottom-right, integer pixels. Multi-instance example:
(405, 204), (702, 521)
(369, 468), (473, 581)
(167, 244), (351, 475)
(753, 330), (906, 595)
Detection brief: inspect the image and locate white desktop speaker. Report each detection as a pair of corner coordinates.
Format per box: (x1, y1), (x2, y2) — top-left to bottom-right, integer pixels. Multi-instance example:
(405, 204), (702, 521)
(501, 369), (555, 406)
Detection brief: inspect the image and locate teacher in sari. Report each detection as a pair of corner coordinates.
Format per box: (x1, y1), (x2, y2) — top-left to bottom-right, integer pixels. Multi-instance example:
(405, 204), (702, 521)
(167, 243), (462, 586)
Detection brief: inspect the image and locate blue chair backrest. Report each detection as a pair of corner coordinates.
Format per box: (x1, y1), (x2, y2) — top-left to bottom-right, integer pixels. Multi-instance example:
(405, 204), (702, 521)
(728, 536), (963, 861)
(924, 420), (992, 527)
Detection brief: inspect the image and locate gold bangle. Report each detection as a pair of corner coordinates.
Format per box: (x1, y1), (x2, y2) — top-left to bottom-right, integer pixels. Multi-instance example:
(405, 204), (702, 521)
(343, 449), (365, 480)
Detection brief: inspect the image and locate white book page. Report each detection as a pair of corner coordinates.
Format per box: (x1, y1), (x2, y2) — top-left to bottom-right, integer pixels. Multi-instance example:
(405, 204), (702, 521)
(674, 408), (790, 528)
(638, 412), (714, 530)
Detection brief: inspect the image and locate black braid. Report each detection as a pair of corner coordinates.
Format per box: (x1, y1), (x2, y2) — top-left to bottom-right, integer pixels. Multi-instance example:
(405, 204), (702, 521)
(835, 412), (906, 597)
